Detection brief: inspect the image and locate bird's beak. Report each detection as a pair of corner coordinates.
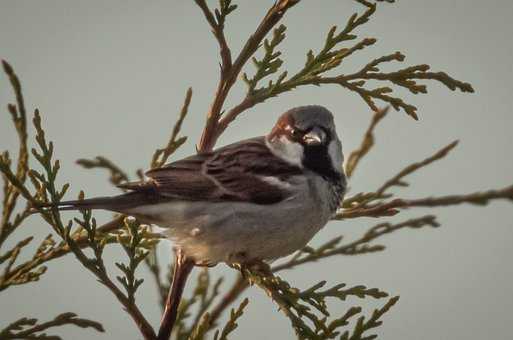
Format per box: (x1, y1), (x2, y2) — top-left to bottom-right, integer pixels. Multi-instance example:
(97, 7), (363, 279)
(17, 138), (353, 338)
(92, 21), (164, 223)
(303, 127), (326, 146)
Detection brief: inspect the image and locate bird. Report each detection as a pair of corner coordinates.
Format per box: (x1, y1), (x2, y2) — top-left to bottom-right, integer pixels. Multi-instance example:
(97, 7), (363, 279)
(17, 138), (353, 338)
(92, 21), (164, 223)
(42, 105), (347, 267)
(40, 105), (347, 339)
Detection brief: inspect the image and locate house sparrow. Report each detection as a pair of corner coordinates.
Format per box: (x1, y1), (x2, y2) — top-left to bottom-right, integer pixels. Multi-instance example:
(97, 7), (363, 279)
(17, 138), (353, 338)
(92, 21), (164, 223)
(46, 105), (346, 266)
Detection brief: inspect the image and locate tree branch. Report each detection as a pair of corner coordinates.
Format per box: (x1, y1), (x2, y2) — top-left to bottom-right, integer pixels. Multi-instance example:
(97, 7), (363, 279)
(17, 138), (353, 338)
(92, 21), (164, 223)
(274, 216), (439, 271)
(151, 87), (192, 169)
(76, 157), (129, 187)
(197, 0), (299, 152)
(345, 106), (389, 178)
(194, 0), (233, 75)
(157, 250), (194, 340)
(337, 185), (513, 219)
(0, 313), (104, 340)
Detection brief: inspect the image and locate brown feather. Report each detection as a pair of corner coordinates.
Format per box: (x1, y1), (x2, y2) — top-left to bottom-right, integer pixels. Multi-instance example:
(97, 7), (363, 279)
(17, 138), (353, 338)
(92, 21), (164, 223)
(144, 137), (302, 204)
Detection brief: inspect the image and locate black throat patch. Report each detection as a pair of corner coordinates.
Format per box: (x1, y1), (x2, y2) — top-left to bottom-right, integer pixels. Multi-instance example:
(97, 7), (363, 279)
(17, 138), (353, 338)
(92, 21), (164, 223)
(302, 142), (342, 184)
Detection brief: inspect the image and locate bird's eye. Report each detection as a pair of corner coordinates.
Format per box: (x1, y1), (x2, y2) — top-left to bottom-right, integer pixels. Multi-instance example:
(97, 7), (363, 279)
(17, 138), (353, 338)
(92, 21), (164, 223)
(289, 127), (302, 138)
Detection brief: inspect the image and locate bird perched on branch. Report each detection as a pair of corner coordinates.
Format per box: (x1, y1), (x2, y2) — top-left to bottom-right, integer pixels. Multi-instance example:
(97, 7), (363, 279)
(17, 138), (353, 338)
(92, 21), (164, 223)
(42, 105), (347, 266)
(40, 105), (347, 339)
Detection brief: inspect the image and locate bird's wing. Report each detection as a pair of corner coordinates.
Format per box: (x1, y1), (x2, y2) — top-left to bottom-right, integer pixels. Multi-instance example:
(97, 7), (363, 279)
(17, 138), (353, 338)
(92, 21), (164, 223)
(140, 137), (303, 205)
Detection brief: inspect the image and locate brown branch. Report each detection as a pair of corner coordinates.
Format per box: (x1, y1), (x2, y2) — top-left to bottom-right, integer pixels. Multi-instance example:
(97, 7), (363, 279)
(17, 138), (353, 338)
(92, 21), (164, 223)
(157, 250), (194, 340)
(375, 140), (459, 197)
(215, 96), (258, 136)
(337, 185), (513, 219)
(0, 313), (104, 339)
(76, 156), (129, 187)
(273, 215), (439, 271)
(151, 88), (192, 169)
(345, 106), (389, 178)
(194, 0), (232, 75)
(342, 140), (461, 211)
(197, 0), (299, 152)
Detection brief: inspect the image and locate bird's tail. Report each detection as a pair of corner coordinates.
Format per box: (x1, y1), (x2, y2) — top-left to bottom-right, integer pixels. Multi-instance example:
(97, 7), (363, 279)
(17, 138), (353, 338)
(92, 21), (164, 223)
(36, 192), (155, 213)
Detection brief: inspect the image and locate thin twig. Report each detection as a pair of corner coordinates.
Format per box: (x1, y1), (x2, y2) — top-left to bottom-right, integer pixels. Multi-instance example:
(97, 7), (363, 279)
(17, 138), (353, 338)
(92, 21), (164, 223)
(76, 157), (129, 187)
(375, 140), (459, 197)
(151, 88), (192, 169)
(274, 216), (439, 271)
(345, 106), (389, 178)
(197, 0), (299, 152)
(0, 313), (104, 339)
(1, 60), (29, 249)
(337, 185), (513, 219)
(194, 0), (232, 75)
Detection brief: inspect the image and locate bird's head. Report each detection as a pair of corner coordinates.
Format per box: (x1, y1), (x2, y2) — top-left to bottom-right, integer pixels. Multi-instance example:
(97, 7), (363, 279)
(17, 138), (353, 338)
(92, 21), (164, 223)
(266, 105), (344, 181)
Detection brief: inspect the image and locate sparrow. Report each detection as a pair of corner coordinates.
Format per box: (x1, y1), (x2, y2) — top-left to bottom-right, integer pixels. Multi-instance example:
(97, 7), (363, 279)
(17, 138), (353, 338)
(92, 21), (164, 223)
(45, 105), (347, 266)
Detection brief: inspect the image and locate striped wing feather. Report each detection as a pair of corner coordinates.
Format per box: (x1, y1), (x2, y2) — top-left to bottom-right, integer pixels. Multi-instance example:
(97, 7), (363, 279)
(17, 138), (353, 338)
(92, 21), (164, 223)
(141, 137), (302, 205)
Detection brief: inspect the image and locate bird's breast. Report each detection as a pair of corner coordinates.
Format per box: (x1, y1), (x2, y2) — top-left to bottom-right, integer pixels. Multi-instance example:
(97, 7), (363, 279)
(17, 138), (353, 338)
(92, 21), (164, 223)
(129, 177), (335, 265)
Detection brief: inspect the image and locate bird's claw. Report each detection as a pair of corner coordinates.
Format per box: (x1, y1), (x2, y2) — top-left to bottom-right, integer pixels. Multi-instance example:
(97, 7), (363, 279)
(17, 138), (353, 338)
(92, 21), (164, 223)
(238, 259), (272, 279)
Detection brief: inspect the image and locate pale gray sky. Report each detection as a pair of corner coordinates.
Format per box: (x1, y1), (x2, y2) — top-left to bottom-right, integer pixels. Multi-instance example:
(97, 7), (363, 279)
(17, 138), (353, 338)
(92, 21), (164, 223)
(1, 1), (512, 339)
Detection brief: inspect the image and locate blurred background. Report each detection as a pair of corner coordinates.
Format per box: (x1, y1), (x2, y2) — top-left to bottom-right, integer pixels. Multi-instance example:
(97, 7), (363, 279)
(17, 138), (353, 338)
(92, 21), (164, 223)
(1, 1), (512, 339)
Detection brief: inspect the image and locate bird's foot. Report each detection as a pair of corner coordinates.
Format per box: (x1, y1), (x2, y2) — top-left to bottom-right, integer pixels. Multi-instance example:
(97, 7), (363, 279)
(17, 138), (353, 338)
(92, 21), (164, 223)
(238, 259), (272, 279)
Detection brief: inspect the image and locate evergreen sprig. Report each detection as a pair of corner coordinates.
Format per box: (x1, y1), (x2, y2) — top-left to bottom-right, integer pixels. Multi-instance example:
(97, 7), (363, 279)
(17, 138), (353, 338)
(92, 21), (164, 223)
(0, 313), (104, 340)
(213, 298), (249, 340)
(188, 297), (249, 340)
(114, 218), (153, 303)
(273, 216), (440, 273)
(218, 0), (473, 138)
(340, 296), (400, 340)
(339, 128), (513, 219)
(76, 156), (130, 187)
(340, 139), (462, 213)
(1, 60), (30, 254)
(151, 87), (192, 169)
(242, 24), (287, 94)
(242, 269), (391, 340)
(0, 236), (49, 289)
